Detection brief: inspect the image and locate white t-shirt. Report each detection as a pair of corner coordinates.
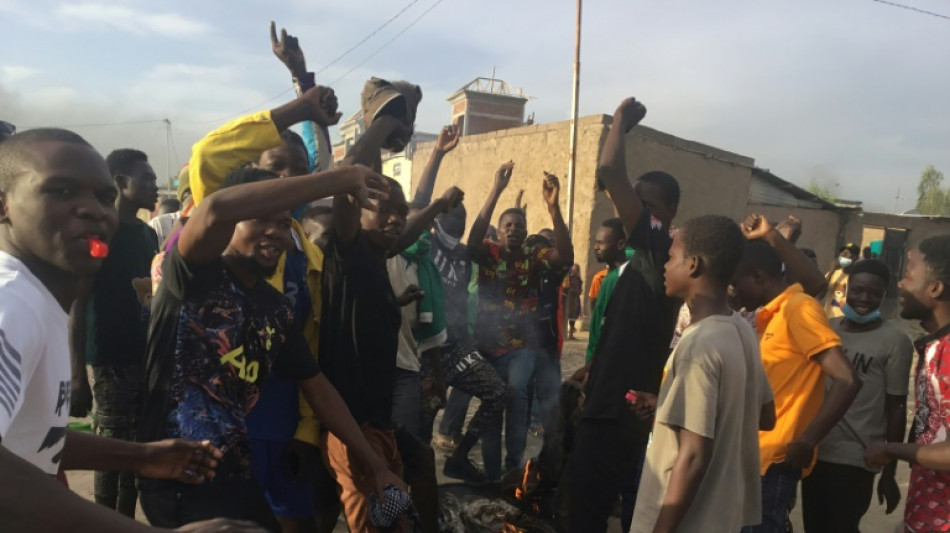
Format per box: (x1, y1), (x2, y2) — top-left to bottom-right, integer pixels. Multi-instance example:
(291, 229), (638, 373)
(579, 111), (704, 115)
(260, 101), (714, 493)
(0, 251), (71, 474)
(632, 312), (774, 533)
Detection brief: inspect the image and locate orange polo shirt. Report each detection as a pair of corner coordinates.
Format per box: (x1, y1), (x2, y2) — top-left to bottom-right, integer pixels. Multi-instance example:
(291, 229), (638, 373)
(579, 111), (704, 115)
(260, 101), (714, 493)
(589, 269), (608, 300)
(756, 283), (841, 476)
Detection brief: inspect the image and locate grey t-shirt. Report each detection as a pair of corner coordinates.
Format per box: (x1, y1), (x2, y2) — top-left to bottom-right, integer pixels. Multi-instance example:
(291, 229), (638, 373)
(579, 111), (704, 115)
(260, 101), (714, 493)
(631, 312), (773, 533)
(818, 318), (914, 471)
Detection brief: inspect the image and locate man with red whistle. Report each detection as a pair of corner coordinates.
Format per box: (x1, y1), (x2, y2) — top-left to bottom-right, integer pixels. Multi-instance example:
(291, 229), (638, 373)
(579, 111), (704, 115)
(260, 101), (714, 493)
(0, 128), (270, 532)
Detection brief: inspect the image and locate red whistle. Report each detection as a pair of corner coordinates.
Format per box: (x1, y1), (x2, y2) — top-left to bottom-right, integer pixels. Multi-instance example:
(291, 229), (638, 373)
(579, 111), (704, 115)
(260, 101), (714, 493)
(88, 237), (109, 258)
(625, 391), (639, 403)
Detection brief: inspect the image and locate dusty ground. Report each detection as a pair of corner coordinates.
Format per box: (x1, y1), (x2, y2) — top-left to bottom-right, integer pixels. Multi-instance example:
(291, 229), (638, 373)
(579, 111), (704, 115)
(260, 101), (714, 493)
(68, 323), (920, 532)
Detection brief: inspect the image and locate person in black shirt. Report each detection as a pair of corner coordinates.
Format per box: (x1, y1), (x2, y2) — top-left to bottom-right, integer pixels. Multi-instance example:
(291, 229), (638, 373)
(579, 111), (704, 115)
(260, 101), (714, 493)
(71, 148), (159, 517)
(138, 94), (404, 530)
(567, 98), (681, 533)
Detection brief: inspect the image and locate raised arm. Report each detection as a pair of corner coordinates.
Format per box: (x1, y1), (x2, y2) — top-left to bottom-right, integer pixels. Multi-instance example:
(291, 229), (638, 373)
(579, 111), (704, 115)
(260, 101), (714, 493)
(650, 428), (713, 533)
(741, 214), (828, 297)
(410, 122), (460, 210)
(179, 165), (388, 264)
(189, 85), (341, 205)
(541, 172), (574, 268)
(391, 187), (464, 256)
(597, 98), (648, 237)
(467, 161), (514, 260)
(271, 21), (333, 173)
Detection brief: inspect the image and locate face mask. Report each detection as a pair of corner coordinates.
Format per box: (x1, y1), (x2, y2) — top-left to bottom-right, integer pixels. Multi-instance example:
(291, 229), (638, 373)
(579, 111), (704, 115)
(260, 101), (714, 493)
(841, 303), (881, 324)
(838, 257), (853, 268)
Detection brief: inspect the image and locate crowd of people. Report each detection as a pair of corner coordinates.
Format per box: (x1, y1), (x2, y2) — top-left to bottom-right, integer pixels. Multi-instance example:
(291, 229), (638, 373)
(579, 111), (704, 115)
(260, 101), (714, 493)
(2, 21), (950, 533)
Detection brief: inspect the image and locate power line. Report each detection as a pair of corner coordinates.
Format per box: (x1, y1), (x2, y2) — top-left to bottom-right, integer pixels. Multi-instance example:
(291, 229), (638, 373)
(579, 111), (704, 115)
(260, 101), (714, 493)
(314, 0), (420, 76)
(331, 0), (447, 85)
(871, 0), (950, 20)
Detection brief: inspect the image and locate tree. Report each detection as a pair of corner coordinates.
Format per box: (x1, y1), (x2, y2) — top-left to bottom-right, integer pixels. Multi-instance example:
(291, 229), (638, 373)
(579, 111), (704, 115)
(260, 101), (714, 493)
(916, 165), (950, 216)
(808, 177), (837, 202)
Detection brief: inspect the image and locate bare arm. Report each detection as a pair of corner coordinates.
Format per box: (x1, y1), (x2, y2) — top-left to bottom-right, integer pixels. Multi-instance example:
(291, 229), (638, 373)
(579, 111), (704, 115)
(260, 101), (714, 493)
(1, 443), (264, 532)
(0, 444), (154, 533)
(741, 214), (828, 297)
(410, 123), (459, 210)
(298, 374), (407, 492)
(787, 346), (860, 467)
(341, 116), (408, 173)
(597, 98), (647, 237)
(179, 165), (387, 264)
(467, 162), (514, 260)
(391, 187), (463, 256)
(542, 172), (574, 268)
(650, 428), (713, 533)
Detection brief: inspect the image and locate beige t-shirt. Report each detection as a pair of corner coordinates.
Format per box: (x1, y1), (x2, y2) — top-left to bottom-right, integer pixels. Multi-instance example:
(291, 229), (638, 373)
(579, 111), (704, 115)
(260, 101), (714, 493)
(632, 312), (773, 533)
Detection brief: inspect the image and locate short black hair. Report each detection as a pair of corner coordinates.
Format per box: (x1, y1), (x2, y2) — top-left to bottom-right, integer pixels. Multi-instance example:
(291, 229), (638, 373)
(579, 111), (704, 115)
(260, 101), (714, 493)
(919, 235), (950, 285)
(636, 170), (680, 206)
(601, 217), (626, 241)
(680, 215), (745, 285)
(280, 130), (308, 159)
(220, 167), (279, 190)
(106, 148), (148, 177)
(0, 128), (93, 192)
(160, 198), (181, 211)
(849, 258), (890, 286)
(499, 207), (526, 224)
(740, 240), (784, 278)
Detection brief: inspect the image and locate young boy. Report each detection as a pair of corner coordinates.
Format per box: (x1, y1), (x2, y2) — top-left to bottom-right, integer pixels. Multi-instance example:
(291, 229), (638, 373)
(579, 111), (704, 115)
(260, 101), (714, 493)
(865, 234), (950, 533)
(802, 259), (913, 532)
(0, 128), (258, 533)
(137, 133), (404, 529)
(629, 215), (775, 533)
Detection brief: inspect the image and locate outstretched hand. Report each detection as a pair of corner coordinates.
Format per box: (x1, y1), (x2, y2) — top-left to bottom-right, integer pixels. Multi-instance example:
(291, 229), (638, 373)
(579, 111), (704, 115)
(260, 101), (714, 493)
(136, 439), (223, 485)
(494, 161), (515, 192)
(435, 123), (460, 153)
(741, 213), (774, 241)
(270, 22), (307, 78)
(542, 171), (561, 209)
(614, 97), (647, 133)
(775, 215), (802, 244)
(345, 164), (391, 211)
(301, 85), (342, 127)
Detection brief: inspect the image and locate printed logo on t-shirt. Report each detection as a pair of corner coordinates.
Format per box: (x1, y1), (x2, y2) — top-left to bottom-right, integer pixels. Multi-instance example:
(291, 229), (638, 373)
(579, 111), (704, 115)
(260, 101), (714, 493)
(0, 327), (23, 417)
(220, 346), (259, 383)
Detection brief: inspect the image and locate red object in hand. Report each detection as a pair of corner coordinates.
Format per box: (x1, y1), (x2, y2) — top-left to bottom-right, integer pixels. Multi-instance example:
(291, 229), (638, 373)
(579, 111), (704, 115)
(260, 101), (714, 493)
(625, 391), (638, 403)
(88, 237), (109, 258)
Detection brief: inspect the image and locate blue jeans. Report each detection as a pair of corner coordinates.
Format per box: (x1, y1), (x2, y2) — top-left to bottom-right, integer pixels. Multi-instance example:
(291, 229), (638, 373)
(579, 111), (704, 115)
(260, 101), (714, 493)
(741, 463), (802, 533)
(533, 347), (562, 434)
(483, 348), (536, 480)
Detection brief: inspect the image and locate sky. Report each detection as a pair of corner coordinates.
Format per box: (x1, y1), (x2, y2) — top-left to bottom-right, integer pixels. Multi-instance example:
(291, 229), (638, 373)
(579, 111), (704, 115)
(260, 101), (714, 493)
(2, 0), (949, 212)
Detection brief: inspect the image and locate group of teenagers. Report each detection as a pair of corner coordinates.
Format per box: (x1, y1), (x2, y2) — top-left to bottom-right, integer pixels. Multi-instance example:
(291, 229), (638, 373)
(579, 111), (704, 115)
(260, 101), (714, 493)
(3, 22), (950, 533)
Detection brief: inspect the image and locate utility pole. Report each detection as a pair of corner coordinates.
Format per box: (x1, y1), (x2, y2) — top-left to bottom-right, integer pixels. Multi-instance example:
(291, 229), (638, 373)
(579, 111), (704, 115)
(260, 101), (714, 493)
(894, 187), (903, 213)
(163, 118), (172, 193)
(566, 0), (582, 237)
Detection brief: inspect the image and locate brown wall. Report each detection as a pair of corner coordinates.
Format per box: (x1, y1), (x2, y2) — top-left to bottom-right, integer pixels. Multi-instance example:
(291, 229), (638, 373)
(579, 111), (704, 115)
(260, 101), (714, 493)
(409, 114), (760, 318)
(858, 213), (950, 252)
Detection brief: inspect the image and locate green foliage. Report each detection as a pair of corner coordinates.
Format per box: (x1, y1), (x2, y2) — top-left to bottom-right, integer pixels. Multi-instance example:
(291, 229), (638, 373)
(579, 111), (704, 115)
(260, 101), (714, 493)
(807, 178), (837, 202)
(916, 165), (950, 216)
